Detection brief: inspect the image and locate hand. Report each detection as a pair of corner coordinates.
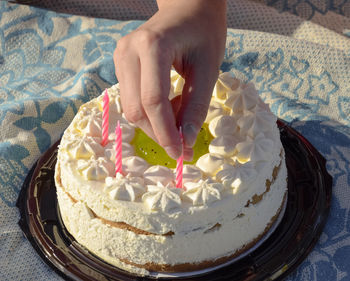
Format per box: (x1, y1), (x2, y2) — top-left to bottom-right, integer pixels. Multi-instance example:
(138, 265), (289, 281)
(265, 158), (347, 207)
(113, 0), (227, 160)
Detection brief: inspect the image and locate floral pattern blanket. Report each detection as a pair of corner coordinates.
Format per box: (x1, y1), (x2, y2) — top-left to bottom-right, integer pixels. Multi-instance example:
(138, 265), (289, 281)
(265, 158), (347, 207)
(0, 1), (349, 280)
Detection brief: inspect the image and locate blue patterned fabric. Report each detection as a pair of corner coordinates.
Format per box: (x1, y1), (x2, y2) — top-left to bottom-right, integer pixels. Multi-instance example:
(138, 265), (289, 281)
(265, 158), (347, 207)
(265, 0), (350, 19)
(0, 2), (349, 280)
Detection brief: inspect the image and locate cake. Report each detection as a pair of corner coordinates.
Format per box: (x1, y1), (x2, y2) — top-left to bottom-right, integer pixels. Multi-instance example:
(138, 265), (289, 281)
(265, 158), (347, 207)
(55, 71), (288, 275)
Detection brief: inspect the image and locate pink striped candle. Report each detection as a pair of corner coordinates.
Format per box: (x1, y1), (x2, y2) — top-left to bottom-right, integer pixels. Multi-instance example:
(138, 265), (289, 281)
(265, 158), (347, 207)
(176, 127), (184, 188)
(102, 89), (109, 146)
(115, 121), (123, 175)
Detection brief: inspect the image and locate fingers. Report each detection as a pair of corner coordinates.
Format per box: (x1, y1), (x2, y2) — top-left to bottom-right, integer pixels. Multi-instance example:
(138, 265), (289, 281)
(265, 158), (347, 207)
(114, 3), (225, 162)
(179, 63), (219, 150)
(139, 32), (181, 159)
(115, 31), (181, 159)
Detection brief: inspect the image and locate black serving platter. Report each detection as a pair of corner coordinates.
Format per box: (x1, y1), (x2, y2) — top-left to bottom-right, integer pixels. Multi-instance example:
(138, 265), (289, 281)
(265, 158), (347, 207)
(17, 120), (332, 281)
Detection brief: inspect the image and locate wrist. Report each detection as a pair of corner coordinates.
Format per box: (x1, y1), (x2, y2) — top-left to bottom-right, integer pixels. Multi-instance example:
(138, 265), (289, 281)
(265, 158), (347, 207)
(156, 0), (227, 18)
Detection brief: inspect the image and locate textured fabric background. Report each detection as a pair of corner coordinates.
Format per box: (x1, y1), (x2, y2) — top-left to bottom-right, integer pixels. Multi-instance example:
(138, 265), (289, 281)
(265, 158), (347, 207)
(0, 1), (349, 280)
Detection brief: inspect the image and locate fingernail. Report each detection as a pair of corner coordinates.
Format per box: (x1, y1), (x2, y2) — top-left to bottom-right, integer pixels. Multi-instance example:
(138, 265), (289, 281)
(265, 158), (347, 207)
(164, 145), (182, 160)
(183, 147), (194, 162)
(183, 123), (198, 147)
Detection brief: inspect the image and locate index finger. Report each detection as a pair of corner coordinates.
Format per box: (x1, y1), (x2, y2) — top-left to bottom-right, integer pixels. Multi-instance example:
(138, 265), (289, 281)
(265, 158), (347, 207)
(114, 37), (157, 142)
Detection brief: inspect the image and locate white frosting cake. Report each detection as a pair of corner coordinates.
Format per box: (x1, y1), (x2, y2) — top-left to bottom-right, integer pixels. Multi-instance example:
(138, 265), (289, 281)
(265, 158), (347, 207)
(55, 71), (288, 275)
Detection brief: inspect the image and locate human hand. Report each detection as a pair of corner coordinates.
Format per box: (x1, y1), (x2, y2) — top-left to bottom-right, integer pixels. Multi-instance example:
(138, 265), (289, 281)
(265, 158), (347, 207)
(113, 0), (227, 160)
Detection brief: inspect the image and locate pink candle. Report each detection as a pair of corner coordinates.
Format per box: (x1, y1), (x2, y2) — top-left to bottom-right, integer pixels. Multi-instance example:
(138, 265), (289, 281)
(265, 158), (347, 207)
(115, 120), (123, 175)
(102, 89), (109, 146)
(176, 127), (184, 188)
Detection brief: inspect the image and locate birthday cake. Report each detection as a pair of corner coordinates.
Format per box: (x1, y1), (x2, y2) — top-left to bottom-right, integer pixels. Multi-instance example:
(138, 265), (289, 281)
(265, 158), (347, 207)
(55, 71), (287, 275)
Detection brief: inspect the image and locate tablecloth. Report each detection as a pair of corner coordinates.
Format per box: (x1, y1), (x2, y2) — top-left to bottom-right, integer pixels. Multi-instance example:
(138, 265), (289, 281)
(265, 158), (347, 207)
(0, 1), (349, 280)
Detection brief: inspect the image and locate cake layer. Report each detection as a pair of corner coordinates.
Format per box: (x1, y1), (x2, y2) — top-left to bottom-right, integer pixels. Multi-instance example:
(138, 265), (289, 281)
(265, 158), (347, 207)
(56, 154), (287, 273)
(58, 147), (283, 235)
(56, 153), (282, 237)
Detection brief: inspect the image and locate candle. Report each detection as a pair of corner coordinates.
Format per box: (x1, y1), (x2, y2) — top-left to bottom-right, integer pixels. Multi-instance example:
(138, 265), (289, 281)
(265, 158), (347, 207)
(176, 127), (184, 188)
(115, 120), (123, 175)
(102, 89), (109, 146)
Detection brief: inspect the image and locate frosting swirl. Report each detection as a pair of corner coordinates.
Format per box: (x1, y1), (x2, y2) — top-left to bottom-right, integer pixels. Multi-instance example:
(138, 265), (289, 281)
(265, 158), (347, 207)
(209, 135), (240, 156)
(108, 122), (135, 142)
(142, 182), (182, 212)
(63, 136), (104, 159)
(225, 82), (259, 113)
(109, 93), (123, 115)
(216, 162), (258, 193)
(104, 174), (145, 201)
(213, 72), (239, 100)
(169, 70), (185, 100)
(237, 107), (277, 138)
(205, 100), (229, 123)
(235, 133), (274, 164)
(104, 142), (134, 160)
(183, 165), (203, 183)
(74, 107), (102, 137)
(77, 156), (114, 180)
(196, 153), (225, 176)
(183, 179), (223, 206)
(122, 156), (149, 177)
(209, 115), (238, 138)
(144, 165), (175, 185)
